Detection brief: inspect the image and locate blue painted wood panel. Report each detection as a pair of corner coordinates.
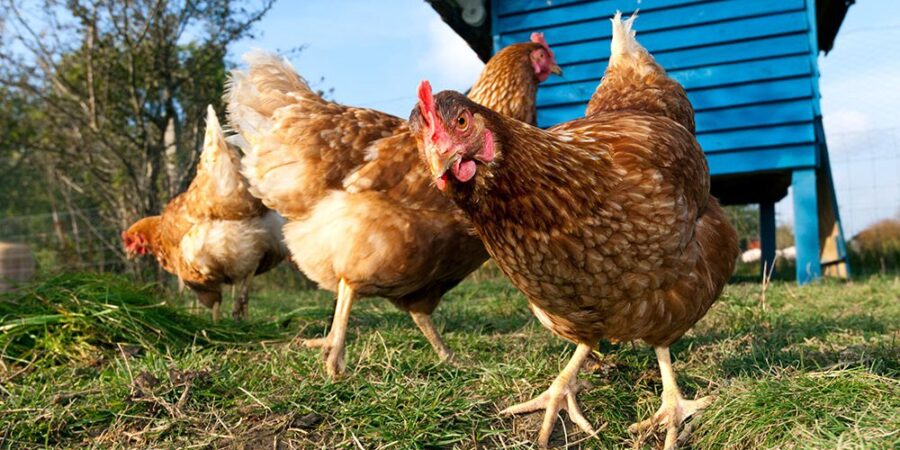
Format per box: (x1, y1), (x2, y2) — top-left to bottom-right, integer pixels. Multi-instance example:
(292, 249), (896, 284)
(504, 11), (811, 66)
(491, 0), (825, 175)
(499, 0), (805, 40)
(540, 34), (812, 87)
(497, 0), (707, 17)
(706, 145), (817, 175)
(537, 55), (813, 110)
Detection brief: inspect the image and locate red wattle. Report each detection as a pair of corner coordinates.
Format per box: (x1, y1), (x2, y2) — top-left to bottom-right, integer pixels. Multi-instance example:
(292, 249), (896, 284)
(452, 159), (477, 182)
(435, 174), (448, 191)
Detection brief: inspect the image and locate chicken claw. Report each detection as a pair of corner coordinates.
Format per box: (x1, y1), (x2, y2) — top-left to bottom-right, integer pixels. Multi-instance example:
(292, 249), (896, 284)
(629, 395), (710, 449)
(501, 344), (597, 447)
(629, 347), (711, 450)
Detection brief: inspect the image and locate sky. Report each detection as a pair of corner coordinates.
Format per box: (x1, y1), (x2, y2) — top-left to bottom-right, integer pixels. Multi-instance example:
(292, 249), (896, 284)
(230, 0), (900, 238)
(784, 0), (900, 237)
(230, 1), (484, 118)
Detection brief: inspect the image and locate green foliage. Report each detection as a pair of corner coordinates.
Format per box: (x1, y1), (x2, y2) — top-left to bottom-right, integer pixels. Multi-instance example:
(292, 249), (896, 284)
(694, 369), (898, 449)
(850, 218), (900, 276)
(0, 87), (52, 215)
(0, 0), (275, 273)
(776, 223), (794, 248)
(724, 205), (760, 250)
(1, 276), (897, 448)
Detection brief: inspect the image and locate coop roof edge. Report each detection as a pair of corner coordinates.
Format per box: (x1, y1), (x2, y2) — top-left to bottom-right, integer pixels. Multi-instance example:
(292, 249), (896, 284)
(429, 0), (854, 62)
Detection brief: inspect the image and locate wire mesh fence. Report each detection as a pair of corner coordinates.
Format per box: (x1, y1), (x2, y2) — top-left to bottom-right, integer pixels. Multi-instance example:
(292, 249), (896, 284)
(829, 126), (900, 238)
(0, 208), (316, 291)
(0, 208), (125, 276)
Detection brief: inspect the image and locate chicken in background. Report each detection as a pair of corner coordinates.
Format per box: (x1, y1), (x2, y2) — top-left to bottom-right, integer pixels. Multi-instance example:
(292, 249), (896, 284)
(123, 106), (288, 321)
(409, 14), (738, 449)
(226, 35), (561, 377)
(586, 12), (695, 133)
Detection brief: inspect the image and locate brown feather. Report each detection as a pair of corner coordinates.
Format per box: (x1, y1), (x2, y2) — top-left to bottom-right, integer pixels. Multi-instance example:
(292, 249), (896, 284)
(123, 113), (288, 305)
(412, 92), (739, 347)
(226, 41), (549, 316)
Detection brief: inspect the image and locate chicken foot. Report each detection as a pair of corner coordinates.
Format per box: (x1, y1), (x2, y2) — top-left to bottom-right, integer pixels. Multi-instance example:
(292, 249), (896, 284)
(195, 290), (223, 322)
(629, 346), (712, 450)
(304, 279), (356, 378)
(211, 302), (221, 322)
(409, 311), (454, 362)
(231, 274), (255, 322)
(501, 343), (597, 448)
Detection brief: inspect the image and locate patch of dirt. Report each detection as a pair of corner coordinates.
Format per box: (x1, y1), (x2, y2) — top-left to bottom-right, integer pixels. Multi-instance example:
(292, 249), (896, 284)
(215, 411), (327, 450)
(131, 371), (161, 394)
(289, 412), (323, 430)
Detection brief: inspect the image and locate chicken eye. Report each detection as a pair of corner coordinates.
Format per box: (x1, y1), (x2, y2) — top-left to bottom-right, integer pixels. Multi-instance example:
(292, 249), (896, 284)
(456, 115), (468, 130)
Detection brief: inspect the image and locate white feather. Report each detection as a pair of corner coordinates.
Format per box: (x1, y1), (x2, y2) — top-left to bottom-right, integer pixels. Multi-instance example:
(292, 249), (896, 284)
(609, 10), (644, 69)
(201, 105), (241, 198)
(225, 49), (321, 211)
(180, 210), (287, 281)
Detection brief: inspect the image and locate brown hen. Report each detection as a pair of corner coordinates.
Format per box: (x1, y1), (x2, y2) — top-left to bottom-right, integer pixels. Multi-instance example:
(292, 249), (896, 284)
(226, 36), (561, 377)
(123, 107), (288, 321)
(409, 15), (738, 448)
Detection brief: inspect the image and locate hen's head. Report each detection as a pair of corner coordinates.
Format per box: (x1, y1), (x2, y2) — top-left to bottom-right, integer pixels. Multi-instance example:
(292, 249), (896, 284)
(410, 81), (500, 192)
(527, 32), (562, 82)
(122, 217), (159, 259)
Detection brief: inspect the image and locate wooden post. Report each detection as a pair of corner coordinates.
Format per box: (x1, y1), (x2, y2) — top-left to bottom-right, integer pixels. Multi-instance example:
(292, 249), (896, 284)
(760, 201), (777, 277)
(792, 169), (822, 284)
(816, 151), (850, 279)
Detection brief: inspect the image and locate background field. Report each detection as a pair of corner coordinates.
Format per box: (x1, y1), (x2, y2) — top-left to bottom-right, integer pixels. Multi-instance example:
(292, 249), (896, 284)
(1, 273), (897, 449)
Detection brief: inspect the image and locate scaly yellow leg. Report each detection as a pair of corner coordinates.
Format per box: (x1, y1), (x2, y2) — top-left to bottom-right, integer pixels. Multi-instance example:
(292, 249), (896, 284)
(309, 279), (356, 378)
(629, 346), (712, 450)
(409, 311), (454, 362)
(501, 343), (597, 448)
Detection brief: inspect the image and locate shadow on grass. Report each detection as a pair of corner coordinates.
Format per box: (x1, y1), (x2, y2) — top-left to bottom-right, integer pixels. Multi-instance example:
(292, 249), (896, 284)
(679, 313), (898, 378)
(280, 292), (535, 342)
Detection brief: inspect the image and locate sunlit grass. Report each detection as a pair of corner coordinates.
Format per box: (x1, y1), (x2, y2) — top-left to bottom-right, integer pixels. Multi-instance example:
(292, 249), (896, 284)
(1, 274), (897, 448)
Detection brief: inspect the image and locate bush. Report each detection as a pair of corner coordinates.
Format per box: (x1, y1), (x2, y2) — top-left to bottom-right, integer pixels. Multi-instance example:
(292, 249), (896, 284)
(849, 218), (900, 276)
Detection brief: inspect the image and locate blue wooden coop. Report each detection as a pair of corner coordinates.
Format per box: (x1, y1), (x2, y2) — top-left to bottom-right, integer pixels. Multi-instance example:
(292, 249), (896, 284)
(430, 0), (854, 283)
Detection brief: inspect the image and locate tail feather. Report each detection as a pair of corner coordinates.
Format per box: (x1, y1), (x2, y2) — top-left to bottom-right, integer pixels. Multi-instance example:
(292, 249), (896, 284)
(609, 11), (642, 64)
(200, 105), (241, 198)
(587, 10), (696, 131)
(225, 49), (318, 148)
(608, 10), (664, 77)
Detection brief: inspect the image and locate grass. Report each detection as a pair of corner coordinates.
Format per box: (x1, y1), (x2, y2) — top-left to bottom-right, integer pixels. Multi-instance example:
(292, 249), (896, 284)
(1, 273), (898, 449)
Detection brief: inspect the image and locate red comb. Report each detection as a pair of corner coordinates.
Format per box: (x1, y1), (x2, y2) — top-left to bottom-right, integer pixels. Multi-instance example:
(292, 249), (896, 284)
(417, 80), (434, 112)
(417, 80), (436, 133)
(530, 32), (549, 49)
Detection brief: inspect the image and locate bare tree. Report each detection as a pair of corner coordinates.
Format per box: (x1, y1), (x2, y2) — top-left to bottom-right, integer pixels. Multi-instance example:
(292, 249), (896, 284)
(0, 0), (274, 269)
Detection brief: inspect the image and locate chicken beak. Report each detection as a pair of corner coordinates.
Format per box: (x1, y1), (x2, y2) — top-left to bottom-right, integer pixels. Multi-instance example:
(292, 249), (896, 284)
(550, 64), (563, 76)
(427, 149), (455, 179)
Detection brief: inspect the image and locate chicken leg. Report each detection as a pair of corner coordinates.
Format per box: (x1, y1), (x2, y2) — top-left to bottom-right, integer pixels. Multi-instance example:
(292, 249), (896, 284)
(629, 346), (712, 450)
(304, 279), (356, 378)
(232, 275), (254, 321)
(195, 290), (222, 322)
(501, 343), (596, 447)
(409, 311), (454, 362)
